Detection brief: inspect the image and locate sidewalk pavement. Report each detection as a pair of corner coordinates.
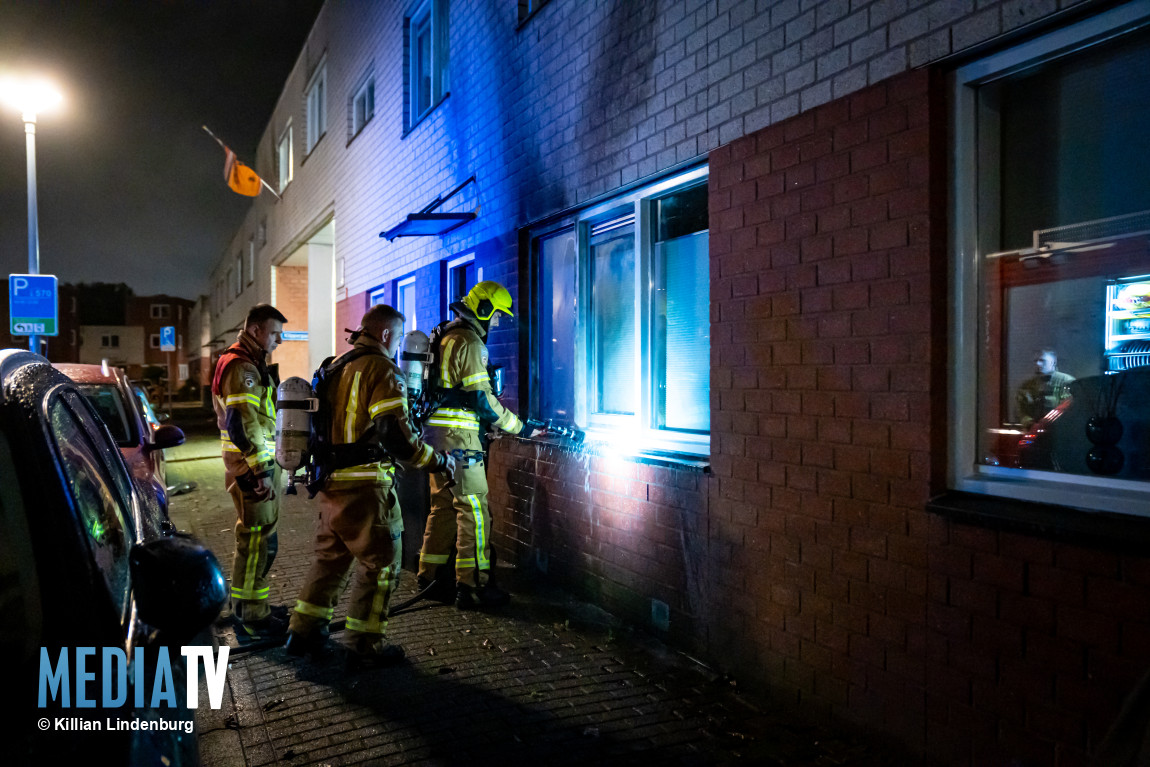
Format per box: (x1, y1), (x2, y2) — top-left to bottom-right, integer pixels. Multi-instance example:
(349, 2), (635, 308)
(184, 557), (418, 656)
(166, 428), (905, 766)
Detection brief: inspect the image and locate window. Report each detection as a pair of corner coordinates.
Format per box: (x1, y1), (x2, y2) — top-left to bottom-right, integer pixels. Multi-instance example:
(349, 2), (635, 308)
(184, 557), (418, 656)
(306, 60), (327, 153)
(235, 255), (243, 296)
(531, 166), (710, 456)
(259, 219), (267, 247)
(351, 71), (375, 136)
(149, 304), (170, 319)
(336, 257), (346, 288)
(445, 254), (475, 317)
(953, 4), (1150, 516)
(226, 269), (234, 303)
(517, 0), (548, 25)
(369, 285), (389, 307)
(407, 0), (447, 128)
(247, 238), (255, 286)
(150, 334), (160, 350)
(178, 363), (188, 380)
(396, 275), (417, 330)
(101, 334), (120, 349)
(277, 121), (293, 192)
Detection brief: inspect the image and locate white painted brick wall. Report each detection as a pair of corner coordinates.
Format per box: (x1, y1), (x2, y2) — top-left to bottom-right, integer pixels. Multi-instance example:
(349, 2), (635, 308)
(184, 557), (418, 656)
(208, 0), (1092, 341)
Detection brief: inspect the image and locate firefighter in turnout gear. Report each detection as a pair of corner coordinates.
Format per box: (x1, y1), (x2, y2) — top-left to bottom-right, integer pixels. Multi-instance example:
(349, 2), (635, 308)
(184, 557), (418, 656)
(285, 304), (455, 664)
(212, 303), (288, 640)
(418, 281), (544, 609)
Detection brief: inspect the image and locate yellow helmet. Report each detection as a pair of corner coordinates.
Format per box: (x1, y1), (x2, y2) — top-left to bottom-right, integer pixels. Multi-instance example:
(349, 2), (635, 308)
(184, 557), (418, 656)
(464, 280), (514, 320)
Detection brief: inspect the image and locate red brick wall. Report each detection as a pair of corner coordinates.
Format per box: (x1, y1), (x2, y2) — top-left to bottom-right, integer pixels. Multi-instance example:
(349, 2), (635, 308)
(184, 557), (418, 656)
(335, 289), (368, 355)
(488, 69), (1150, 766)
(274, 266), (309, 380)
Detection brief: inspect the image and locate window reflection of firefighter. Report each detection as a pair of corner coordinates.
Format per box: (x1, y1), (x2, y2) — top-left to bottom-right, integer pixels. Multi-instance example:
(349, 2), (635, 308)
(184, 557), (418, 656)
(211, 304), (287, 640)
(418, 281), (544, 609)
(1017, 349), (1075, 430)
(285, 305), (454, 663)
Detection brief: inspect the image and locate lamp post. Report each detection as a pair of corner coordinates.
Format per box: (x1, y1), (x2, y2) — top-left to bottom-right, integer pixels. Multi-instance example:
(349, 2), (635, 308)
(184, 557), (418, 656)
(0, 77), (62, 353)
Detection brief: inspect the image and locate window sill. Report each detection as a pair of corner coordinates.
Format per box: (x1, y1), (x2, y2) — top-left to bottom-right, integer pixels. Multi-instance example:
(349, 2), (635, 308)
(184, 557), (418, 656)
(927, 490), (1150, 553)
(301, 132), (326, 165)
(512, 435), (709, 472)
(347, 118), (373, 147)
(402, 92), (450, 138)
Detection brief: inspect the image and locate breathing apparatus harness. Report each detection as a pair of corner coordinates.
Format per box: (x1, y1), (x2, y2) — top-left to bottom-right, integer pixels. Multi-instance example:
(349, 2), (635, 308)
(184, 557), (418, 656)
(293, 336), (390, 497)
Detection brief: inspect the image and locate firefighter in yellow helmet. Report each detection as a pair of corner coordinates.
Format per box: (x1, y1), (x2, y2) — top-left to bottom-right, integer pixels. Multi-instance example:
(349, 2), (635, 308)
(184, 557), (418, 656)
(418, 281), (544, 609)
(285, 304), (456, 664)
(211, 303), (288, 641)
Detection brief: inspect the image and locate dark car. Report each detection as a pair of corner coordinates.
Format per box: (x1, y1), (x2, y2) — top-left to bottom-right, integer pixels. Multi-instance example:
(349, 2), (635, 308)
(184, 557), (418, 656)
(0, 350), (226, 763)
(53, 362), (185, 515)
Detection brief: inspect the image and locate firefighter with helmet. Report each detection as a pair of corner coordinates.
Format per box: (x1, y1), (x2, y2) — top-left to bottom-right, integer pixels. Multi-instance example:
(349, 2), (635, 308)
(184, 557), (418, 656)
(285, 304), (456, 663)
(418, 281), (544, 609)
(211, 303), (288, 640)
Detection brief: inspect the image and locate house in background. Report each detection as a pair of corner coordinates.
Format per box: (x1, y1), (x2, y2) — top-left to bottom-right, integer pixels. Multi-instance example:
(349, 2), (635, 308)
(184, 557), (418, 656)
(207, 1), (1150, 764)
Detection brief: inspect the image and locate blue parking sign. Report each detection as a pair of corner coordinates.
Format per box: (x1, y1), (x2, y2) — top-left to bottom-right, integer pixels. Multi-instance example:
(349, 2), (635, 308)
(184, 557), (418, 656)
(9, 274), (58, 336)
(160, 325), (176, 352)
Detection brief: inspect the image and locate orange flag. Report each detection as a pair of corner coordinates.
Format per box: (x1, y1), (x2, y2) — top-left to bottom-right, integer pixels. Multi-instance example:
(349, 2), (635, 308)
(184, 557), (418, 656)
(224, 146), (262, 197)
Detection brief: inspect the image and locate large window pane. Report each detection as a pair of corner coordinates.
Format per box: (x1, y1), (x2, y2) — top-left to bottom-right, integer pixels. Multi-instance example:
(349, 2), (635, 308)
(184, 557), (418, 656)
(975, 26), (1150, 485)
(591, 221), (636, 415)
(539, 230), (576, 422)
(654, 231), (709, 432)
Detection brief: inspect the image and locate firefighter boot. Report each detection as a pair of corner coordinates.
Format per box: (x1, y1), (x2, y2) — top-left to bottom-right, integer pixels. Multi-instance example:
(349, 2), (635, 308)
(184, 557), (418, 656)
(417, 575), (455, 605)
(347, 636), (406, 670)
(455, 582), (510, 610)
(284, 623), (331, 660)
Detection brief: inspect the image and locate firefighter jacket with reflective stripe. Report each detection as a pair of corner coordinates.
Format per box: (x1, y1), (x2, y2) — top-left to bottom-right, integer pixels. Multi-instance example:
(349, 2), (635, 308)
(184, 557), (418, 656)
(213, 331), (277, 477)
(428, 312), (524, 436)
(324, 335), (442, 488)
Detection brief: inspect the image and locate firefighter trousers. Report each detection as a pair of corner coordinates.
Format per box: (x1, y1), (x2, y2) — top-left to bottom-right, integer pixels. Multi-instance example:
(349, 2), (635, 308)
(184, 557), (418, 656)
(288, 485), (404, 644)
(418, 457), (492, 589)
(226, 465), (281, 622)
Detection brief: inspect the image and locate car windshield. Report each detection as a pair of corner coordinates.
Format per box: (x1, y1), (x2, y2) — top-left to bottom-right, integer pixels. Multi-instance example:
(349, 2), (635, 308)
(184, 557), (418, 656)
(77, 384), (136, 447)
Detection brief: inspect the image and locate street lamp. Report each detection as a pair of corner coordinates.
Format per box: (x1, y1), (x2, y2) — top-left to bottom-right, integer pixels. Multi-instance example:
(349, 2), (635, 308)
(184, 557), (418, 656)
(0, 76), (62, 353)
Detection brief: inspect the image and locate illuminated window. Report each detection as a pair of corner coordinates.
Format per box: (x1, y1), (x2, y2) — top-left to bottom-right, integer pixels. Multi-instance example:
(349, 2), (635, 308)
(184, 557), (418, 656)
(953, 5), (1150, 515)
(531, 166), (710, 456)
(306, 60), (327, 153)
(406, 0), (447, 129)
(351, 71), (375, 137)
(277, 121), (293, 192)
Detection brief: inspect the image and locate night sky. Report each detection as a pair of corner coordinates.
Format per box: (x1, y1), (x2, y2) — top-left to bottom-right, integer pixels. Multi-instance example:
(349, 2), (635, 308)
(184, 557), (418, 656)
(0, 0), (324, 300)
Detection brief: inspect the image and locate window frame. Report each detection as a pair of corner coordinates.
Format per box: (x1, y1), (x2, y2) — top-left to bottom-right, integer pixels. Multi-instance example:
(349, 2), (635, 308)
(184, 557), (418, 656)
(395, 274), (418, 331)
(149, 334), (160, 350)
(444, 253), (475, 318)
(351, 69), (376, 138)
(277, 121), (294, 192)
(247, 238), (255, 286)
(405, 0), (448, 131)
(530, 165), (711, 458)
(149, 304), (169, 320)
(950, 1), (1150, 517)
(305, 59), (327, 154)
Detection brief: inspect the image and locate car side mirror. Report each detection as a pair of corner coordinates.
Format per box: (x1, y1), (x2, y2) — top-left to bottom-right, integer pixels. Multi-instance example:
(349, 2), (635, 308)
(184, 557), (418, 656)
(130, 534), (226, 640)
(149, 423), (185, 450)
